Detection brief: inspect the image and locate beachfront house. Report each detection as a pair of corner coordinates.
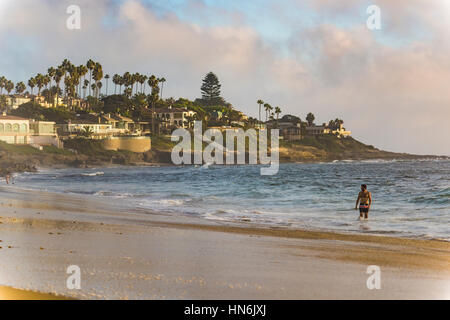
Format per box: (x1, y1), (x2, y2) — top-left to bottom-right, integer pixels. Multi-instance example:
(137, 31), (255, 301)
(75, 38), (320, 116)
(101, 114), (134, 134)
(0, 113), (60, 147)
(58, 114), (113, 139)
(29, 120), (61, 147)
(155, 107), (196, 129)
(0, 113), (30, 144)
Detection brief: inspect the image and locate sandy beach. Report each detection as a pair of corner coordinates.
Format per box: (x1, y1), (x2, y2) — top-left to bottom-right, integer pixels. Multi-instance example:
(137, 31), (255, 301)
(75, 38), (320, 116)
(0, 186), (449, 300)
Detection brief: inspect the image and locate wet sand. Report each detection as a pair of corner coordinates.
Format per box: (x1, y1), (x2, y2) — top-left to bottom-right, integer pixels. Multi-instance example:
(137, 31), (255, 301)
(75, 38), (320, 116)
(0, 187), (449, 300)
(0, 286), (69, 300)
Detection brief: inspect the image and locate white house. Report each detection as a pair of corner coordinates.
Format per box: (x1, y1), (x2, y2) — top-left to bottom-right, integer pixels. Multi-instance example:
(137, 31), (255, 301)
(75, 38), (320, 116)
(101, 114), (134, 134)
(155, 107), (196, 128)
(6, 95), (31, 110)
(29, 120), (61, 147)
(0, 113), (30, 144)
(0, 113), (61, 147)
(57, 115), (113, 139)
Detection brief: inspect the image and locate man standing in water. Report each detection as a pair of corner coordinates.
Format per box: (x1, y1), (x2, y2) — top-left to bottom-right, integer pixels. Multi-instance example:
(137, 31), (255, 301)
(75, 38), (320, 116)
(355, 184), (372, 220)
(5, 172), (11, 185)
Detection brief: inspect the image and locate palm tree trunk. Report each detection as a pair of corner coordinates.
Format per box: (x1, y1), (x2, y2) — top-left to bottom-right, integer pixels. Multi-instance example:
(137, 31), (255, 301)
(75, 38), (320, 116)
(89, 71), (92, 97)
(259, 105), (261, 123)
(56, 84), (59, 107)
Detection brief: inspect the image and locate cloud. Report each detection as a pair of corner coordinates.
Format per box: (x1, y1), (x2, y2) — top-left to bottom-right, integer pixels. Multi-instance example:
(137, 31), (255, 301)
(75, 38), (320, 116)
(0, 0), (449, 155)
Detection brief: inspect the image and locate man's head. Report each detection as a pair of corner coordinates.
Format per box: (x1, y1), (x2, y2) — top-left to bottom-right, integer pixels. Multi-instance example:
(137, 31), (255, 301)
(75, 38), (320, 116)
(361, 184), (367, 191)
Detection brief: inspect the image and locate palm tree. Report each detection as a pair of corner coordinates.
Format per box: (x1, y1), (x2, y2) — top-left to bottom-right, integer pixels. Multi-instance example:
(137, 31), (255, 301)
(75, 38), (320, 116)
(0, 76), (6, 94)
(86, 59), (95, 97)
(159, 77), (166, 99)
(61, 59), (72, 73)
(65, 76), (77, 109)
(275, 106), (282, 120)
(257, 99), (264, 123)
(104, 74), (110, 96)
(44, 75), (51, 102)
(15, 82), (26, 95)
(47, 67), (56, 87)
(44, 75), (51, 91)
(123, 72), (132, 96)
(81, 126), (94, 138)
(82, 84), (87, 99)
(53, 67), (64, 106)
(97, 81), (103, 98)
(139, 75), (147, 94)
(113, 74), (120, 94)
(68, 66), (80, 101)
(264, 103), (272, 122)
(133, 73), (140, 95)
(92, 63), (103, 98)
(28, 77), (36, 95)
(148, 75), (160, 133)
(35, 73), (45, 96)
(5, 80), (14, 94)
(83, 79), (89, 99)
(77, 65), (88, 98)
(91, 83), (97, 98)
(118, 75), (124, 94)
(60, 59), (73, 99)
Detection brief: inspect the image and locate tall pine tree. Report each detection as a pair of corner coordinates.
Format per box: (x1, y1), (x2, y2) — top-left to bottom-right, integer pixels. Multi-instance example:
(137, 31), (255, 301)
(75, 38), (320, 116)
(201, 72), (221, 104)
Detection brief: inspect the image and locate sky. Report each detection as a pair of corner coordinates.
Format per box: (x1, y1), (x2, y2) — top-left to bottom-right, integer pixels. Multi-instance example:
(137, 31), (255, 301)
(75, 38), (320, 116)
(1, 0), (450, 155)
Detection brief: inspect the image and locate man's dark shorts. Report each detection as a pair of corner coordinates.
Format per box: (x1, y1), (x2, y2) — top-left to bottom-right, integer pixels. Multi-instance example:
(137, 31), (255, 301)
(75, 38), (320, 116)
(359, 204), (369, 213)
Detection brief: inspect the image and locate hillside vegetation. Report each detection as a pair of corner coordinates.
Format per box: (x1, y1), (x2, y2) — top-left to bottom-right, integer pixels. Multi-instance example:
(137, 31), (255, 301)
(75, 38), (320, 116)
(279, 135), (430, 162)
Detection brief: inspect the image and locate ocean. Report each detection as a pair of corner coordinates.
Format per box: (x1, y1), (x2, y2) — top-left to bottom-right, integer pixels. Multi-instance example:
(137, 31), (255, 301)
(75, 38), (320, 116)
(11, 159), (450, 241)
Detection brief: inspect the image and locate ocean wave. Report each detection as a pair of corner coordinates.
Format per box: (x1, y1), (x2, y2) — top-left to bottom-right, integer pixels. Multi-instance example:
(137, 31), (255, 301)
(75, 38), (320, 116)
(140, 199), (187, 207)
(411, 195), (449, 205)
(93, 190), (134, 198)
(82, 172), (105, 177)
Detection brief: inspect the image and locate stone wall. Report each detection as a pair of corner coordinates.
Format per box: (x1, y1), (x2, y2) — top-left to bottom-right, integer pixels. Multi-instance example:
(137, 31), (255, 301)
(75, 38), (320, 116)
(101, 136), (151, 153)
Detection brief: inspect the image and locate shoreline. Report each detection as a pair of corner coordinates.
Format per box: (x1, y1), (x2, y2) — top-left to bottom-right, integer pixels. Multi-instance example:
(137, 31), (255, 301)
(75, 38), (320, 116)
(5, 164), (450, 243)
(0, 187), (449, 299)
(3, 181), (449, 244)
(2, 152), (449, 176)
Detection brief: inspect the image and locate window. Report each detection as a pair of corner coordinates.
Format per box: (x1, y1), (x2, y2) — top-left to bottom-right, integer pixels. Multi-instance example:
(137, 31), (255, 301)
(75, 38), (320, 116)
(12, 124), (19, 132)
(0, 124), (3, 132)
(20, 124), (27, 133)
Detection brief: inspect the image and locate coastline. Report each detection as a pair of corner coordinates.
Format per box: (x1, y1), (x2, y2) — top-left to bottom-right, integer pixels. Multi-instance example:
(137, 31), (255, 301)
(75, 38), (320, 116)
(3, 154), (449, 177)
(2, 135), (448, 176)
(0, 187), (449, 299)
